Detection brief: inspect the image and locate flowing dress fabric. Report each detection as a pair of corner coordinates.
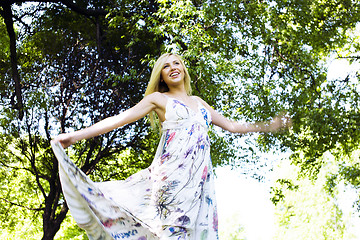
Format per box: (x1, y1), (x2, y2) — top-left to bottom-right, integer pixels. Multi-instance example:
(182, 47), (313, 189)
(51, 96), (219, 240)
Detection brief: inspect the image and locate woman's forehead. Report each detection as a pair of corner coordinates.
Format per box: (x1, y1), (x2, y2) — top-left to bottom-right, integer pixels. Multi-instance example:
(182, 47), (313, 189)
(164, 55), (180, 64)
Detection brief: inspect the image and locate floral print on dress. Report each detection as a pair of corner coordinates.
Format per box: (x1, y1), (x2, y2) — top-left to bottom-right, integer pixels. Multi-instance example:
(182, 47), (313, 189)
(52, 95), (218, 240)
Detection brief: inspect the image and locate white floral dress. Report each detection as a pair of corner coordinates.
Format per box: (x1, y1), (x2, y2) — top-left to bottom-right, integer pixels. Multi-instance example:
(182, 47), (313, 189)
(51, 95), (219, 240)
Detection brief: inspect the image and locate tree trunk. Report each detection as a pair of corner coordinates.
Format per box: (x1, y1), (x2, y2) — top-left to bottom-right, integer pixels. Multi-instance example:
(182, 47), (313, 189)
(1, 2), (24, 119)
(42, 202), (69, 240)
(41, 152), (69, 240)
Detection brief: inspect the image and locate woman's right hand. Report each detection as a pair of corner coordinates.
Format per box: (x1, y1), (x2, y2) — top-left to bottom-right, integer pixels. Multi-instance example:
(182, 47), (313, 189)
(51, 132), (77, 149)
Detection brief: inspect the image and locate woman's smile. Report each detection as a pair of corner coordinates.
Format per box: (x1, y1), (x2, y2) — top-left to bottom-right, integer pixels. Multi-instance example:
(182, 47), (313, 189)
(170, 71), (180, 78)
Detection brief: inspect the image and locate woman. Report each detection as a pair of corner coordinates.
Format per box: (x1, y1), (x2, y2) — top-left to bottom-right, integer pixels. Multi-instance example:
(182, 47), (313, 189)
(52, 53), (289, 240)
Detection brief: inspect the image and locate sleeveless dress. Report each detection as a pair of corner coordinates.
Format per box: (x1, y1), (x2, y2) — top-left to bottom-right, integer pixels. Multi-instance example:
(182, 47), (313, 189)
(51, 96), (219, 240)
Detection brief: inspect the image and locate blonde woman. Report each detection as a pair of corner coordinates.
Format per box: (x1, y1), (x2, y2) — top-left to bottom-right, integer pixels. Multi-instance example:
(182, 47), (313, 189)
(52, 53), (289, 240)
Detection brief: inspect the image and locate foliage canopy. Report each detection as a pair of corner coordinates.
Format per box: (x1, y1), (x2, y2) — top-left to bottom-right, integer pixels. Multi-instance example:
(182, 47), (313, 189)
(0, 0), (359, 239)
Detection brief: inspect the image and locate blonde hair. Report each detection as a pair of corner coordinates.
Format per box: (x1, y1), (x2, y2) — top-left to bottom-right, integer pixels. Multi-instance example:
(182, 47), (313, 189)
(145, 53), (192, 130)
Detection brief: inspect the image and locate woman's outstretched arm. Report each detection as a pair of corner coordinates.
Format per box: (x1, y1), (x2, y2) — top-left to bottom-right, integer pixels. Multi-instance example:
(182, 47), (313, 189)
(52, 92), (165, 148)
(195, 97), (291, 134)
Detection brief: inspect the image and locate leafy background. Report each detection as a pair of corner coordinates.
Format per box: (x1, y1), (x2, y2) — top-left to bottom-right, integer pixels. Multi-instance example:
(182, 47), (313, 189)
(0, 0), (359, 239)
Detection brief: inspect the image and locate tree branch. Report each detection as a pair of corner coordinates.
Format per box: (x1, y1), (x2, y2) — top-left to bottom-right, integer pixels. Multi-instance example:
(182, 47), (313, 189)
(336, 55), (360, 59)
(0, 197), (44, 211)
(59, 0), (108, 17)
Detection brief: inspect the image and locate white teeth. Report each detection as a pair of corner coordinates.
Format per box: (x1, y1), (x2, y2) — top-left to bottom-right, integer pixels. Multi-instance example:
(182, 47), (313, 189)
(170, 72), (179, 77)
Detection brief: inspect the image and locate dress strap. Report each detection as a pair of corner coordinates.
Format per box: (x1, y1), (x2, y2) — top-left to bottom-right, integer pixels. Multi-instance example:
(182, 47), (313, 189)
(191, 96), (201, 105)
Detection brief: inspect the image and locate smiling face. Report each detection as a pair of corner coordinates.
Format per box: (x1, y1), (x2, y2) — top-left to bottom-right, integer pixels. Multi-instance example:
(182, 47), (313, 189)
(161, 55), (185, 87)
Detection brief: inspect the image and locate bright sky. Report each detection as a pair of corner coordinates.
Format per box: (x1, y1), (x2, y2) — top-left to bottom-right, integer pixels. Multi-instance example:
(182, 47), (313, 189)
(215, 165), (276, 240)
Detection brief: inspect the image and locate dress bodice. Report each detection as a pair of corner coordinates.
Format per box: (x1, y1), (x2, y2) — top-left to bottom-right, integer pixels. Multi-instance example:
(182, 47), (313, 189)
(161, 97), (211, 131)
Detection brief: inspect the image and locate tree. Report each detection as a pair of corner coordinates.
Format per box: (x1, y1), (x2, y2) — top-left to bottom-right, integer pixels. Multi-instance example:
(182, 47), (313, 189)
(271, 153), (359, 239)
(0, 0), (109, 119)
(1, 1), (162, 239)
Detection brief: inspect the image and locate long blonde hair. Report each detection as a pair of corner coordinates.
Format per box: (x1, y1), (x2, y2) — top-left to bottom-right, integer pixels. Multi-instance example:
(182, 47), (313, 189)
(145, 53), (192, 130)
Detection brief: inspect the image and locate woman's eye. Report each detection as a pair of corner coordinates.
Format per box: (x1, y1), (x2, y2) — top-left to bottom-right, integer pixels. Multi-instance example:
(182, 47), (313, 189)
(163, 65), (169, 69)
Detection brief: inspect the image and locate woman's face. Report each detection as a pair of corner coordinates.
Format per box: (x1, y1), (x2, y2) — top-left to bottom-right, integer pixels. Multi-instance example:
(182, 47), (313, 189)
(160, 55), (185, 87)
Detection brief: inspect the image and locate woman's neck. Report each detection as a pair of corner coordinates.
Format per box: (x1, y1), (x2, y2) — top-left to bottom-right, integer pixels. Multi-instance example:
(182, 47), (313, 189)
(166, 85), (188, 98)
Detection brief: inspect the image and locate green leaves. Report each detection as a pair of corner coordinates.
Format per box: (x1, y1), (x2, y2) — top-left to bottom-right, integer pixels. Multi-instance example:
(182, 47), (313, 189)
(271, 151), (360, 239)
(0, 0), (360, 238)
(0, 134), (46, 239)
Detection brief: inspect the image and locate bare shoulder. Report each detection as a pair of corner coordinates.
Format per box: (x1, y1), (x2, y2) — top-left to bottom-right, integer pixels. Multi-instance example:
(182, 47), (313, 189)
(144, 92), (167, 109)
(144, 92), (164, 101)
(146, 91), (163, 98)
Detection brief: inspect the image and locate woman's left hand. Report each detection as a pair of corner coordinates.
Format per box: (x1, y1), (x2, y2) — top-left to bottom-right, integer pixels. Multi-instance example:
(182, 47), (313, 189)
(269, 113), (292, 132)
